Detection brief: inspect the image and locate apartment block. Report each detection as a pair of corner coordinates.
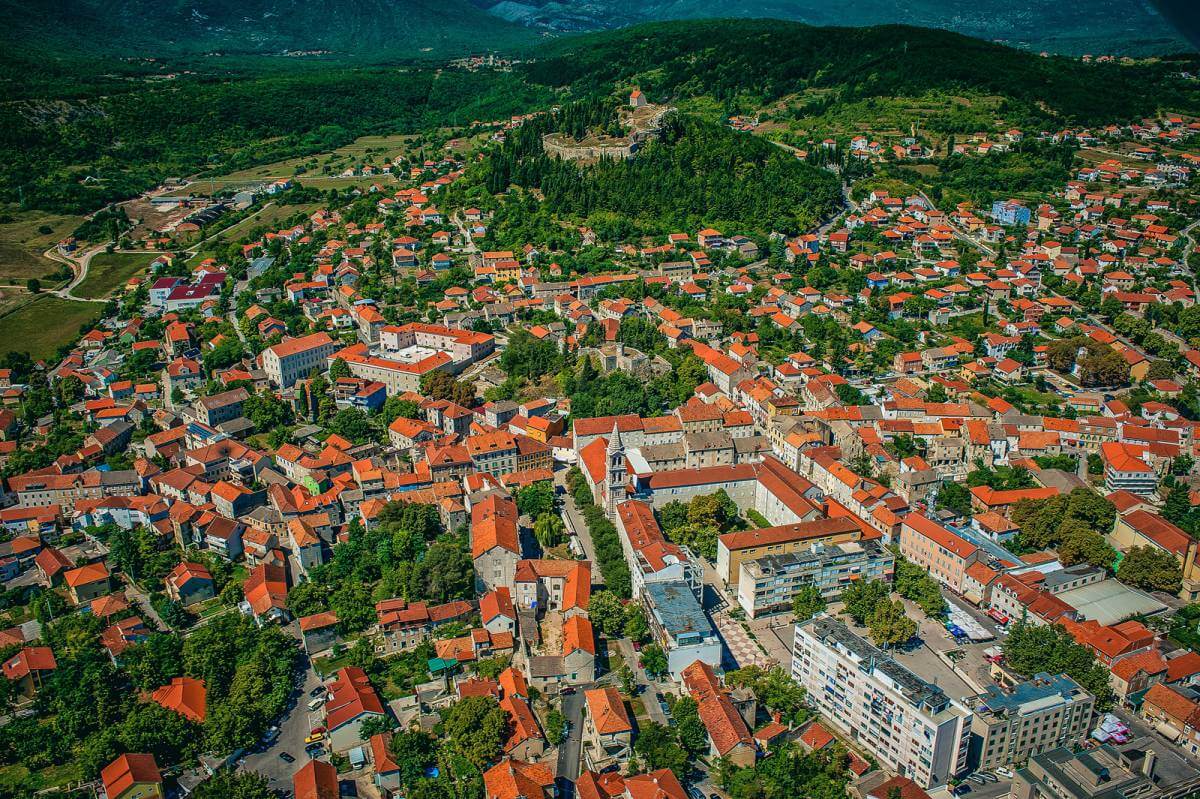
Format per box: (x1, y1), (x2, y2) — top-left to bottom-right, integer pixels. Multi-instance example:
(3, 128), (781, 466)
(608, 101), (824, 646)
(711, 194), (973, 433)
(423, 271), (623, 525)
(791, 616), (971, 788)
(736, 540), (894, 619)
(968, 673), (1094, 770)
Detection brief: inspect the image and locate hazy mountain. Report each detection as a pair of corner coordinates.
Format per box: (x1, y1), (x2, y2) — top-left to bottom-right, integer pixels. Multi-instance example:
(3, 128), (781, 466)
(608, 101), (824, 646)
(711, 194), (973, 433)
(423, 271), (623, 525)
(0, 0), (1191, 61)
(0, 0), (544, 59)
(472, 0), (1193, 55)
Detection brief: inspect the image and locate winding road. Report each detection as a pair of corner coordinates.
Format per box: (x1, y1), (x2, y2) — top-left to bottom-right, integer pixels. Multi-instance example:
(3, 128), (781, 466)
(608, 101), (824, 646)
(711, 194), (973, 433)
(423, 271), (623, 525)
(41, 244), (110, 303)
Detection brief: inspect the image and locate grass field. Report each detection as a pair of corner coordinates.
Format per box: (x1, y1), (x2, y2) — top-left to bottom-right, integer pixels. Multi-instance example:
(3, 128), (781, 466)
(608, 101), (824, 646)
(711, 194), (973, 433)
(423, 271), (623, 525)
(75, 252), (155, 299)
(0, 295), (104, 361)
(0, 211), (83, 283)
(163, 132), (427, 196)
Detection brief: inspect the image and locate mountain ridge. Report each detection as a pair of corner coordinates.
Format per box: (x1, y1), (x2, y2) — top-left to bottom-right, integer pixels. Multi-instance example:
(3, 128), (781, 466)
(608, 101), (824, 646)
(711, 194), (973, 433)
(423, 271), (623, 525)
(0, 0), (1193, 60)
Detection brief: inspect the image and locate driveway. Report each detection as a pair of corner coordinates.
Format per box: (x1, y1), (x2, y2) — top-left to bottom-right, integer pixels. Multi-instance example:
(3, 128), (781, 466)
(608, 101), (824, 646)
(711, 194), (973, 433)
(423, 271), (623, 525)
(239, 657), (324, 790)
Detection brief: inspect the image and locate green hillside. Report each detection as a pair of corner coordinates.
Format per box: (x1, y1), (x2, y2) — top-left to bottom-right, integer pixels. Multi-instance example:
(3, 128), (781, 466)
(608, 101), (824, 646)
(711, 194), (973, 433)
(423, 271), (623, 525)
(521, 20), (1200, 126)
(0, 0), (543, 61)
(3, 20), (1199, 216)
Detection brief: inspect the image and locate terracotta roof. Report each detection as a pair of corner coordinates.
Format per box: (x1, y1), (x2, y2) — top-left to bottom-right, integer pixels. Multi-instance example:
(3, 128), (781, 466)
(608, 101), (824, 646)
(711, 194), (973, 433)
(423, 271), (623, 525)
(563, 615), (595, 656)
(2, 646), (56, 680)
(903, 513), (978, 560)
(1144, 682), (1200, 723)
(480, 587), (516, 623)
(150, 676), (206, 723)
(1167, 652), (1200, 683)
(624, 769), (688, 799)
(483, 758), (554, 799)
(293, 758), (339, 799)
(719, 516), (860, 552)
(101, 753), (161, 798)
(584, 686), (632, 735)
(471, 495), (519, 558)
(799, 721), (835, 750)
(325, 666), (385, 731)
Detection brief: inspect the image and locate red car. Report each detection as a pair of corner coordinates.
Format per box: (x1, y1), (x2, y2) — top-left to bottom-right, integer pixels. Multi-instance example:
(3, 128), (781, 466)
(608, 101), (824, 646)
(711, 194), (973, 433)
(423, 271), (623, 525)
(310, 726), (326, 735)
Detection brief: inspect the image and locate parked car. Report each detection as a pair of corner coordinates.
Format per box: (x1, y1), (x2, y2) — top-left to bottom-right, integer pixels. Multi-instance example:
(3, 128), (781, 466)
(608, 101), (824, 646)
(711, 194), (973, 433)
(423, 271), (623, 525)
(310, 726), (326, 735)
(305, 732), (325, 744)
(309, 686), (326, 698)
(979, 773), (998, 783)
(278, 752), (295, 763)
(995, 767), (1014, 778)
(952, 785), (972, 795)
(561, 686), (576, 695)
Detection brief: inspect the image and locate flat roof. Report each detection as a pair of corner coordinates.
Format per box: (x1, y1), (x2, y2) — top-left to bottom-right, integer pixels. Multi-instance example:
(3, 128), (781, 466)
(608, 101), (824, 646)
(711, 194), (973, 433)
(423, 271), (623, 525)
(644, 580), (715, 640)
(1057, 579), (1165, 626)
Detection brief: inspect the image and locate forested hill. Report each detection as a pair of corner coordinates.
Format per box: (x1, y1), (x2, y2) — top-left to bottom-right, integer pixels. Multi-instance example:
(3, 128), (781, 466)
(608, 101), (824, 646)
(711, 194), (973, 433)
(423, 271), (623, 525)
(479, 110), (843, 236)
(0, 0), (543, 61)
(521, 20), (1200, 127)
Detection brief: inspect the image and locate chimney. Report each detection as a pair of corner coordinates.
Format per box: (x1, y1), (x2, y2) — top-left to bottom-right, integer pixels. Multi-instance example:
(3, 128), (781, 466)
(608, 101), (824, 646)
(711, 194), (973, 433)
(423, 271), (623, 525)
(1143, 749), (1157, 779)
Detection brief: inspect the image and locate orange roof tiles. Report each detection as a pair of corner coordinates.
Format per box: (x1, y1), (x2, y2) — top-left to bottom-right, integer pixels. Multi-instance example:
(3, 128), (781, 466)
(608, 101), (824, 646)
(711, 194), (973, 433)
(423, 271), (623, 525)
(150, 676), (207, 723)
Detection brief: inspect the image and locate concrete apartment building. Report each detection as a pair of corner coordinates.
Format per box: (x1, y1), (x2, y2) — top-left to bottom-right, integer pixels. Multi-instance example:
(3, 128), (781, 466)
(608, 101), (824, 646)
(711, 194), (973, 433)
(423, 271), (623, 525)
(791, 616), (971, 788)
(736, 540), (894, 619)
(968, 673), (1094, 770)
(261, 332), (337, 388)
(716, 515), (864, 587)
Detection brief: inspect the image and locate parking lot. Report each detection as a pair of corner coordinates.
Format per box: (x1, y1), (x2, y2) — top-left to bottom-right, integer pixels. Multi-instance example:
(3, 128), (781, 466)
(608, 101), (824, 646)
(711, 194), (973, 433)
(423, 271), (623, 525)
(239, 658), (326, 790)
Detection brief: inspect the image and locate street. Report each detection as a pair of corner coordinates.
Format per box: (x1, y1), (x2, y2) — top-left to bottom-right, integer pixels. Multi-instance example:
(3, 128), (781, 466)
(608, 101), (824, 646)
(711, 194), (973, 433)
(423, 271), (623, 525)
(557, 688), (586, 781)
(239, 657), (324, 790)
(556, 467), (605, 587)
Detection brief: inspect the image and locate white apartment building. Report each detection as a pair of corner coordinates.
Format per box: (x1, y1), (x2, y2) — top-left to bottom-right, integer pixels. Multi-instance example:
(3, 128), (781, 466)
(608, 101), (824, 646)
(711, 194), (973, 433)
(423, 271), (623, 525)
(791, 615), (971, 788)
(261, 332), (337, 389)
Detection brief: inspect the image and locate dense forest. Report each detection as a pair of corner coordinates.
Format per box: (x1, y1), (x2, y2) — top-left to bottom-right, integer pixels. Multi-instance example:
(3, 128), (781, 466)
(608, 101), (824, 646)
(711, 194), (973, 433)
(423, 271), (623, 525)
(481, 111), (843, 235)
(0, 66), (551, 213)
(2, 19), (1198, 216)
(522, 21), (1200, 125)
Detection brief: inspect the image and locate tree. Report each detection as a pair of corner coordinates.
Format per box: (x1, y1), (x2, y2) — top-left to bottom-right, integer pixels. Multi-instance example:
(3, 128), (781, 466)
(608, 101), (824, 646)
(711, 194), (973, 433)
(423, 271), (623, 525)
(840, 579), (890, 626)
(244, 392), (293, 431)
(329, 357), (351, 380)
(867, 599), (916, 649)
(588, 590), (626, 637)
(893, 557), (946, 617)
(1057, 521), (1116, 570)
(533, 513), (565, 550)
(724, 665), (809, 725)
(633, 722), (688, 779)
(382, 396), (421, 424)
(1003, 620), (1114, 708)
(672, 696), (708, 756)
(442, 696), (508, 768)
(1118, 546), (1183, 593)
(26, 278), (40, 294)
(618, 665), (637, 696)
(791, 585), (826, 621)
(192, 769), (278, 799)
(421, 371), (475, 407)
(641, 643), (668, 677)
(623, 605), (650, 643)
(328, 407), (375, 444)
(515, 481), (555, 519)
(545, 706), (567, 745)
(389, 730), (439, 790)
(935, 481), (972, 518)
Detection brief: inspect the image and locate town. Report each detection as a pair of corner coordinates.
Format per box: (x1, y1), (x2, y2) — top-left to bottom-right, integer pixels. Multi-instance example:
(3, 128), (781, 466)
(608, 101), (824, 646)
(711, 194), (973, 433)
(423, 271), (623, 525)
(2, 58), (1200, 799)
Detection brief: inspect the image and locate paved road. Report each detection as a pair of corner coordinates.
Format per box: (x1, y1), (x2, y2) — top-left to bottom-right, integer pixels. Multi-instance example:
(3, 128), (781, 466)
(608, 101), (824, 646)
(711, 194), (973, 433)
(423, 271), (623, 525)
(613, 638), (669, 726)
(557, 473), (605, 587)
(42, 245), (110, 303)
(122, 575), (170, 632)
(557, 688), (587, 781)
(240, 658), (324, 791)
